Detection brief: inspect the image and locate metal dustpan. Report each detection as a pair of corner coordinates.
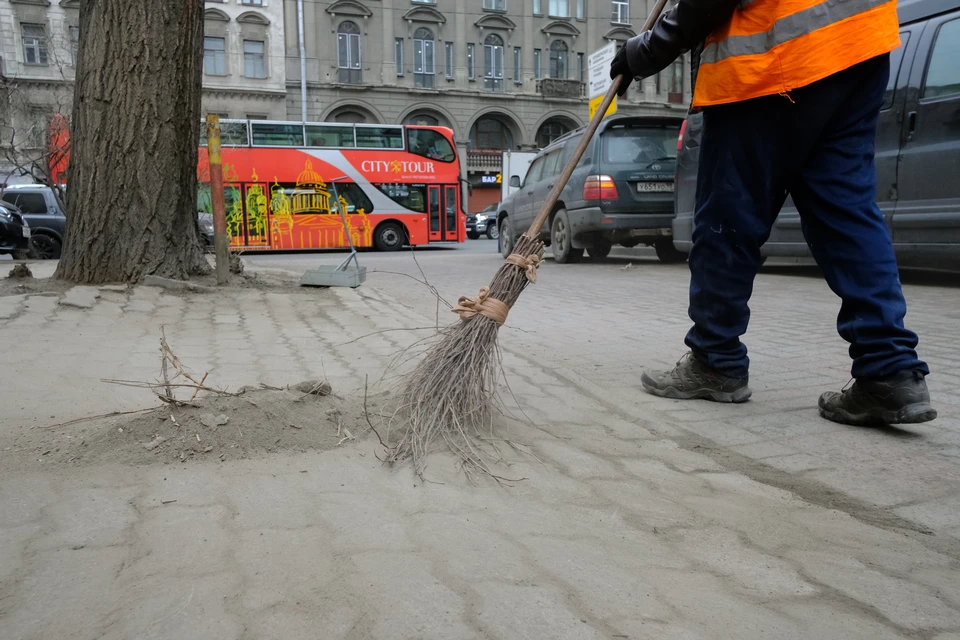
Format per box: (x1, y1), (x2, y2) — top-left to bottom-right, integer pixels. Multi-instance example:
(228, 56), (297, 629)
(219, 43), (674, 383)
(300, 180), (367, 288)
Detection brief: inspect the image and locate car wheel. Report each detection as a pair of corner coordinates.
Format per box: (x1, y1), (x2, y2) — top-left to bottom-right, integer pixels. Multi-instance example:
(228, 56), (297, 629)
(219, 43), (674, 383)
(499, 217), (514, 258)
(29, 234), (62, 260)
(551, 209), (583, 264)
(373, 221), (406, 252)
(654, 238), (686, 264)
(467, 232), (481, 240)
(586, 241), (612, 260)
(486, 222), (499, 240)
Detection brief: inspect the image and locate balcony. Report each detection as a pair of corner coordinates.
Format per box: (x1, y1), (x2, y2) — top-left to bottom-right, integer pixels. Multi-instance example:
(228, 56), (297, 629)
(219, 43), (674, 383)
(537, 78), (584, 99)
(466, 150), (502, 172)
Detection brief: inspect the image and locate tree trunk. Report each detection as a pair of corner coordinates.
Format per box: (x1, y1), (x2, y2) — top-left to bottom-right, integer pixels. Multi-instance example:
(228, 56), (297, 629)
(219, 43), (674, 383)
(55, 0), (210, 283)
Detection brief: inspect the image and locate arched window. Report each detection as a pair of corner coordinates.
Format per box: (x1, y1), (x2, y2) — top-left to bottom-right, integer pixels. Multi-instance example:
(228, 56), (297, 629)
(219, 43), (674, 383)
(536, 119), (572, 148)
(337, 21), (361, 84)
(408, 113), (439, 126)
(413, 27), (435, 89)
(483, 34), (504, 92)
(469, 116), (514, 150)
(549, 40), (568, 79)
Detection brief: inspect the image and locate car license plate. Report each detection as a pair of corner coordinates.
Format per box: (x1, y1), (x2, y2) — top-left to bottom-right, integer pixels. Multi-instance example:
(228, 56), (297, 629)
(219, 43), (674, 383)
(22, 227), (30, 238)
(637, 182), (673, 193)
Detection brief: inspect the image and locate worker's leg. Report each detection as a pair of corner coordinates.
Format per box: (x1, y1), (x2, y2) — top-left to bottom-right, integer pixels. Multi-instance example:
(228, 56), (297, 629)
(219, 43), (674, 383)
(788, 55), (935, 425)
(642, 97), (796, 402)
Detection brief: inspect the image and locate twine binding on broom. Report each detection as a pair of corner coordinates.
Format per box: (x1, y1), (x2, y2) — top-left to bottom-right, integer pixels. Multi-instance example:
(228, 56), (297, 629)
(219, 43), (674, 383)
(451, 254), (541, 326)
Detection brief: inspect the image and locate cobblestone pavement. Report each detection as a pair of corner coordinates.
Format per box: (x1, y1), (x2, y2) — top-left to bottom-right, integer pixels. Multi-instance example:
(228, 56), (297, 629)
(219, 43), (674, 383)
(1, 253), (958, 639)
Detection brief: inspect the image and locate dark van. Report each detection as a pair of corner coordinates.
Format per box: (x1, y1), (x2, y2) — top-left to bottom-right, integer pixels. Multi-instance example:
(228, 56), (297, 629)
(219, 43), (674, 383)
(497, 115), (686, 263)
(672, 0), (960, 271)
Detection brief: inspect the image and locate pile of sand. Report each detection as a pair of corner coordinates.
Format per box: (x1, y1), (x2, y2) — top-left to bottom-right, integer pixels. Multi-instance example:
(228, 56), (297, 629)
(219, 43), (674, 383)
(42, 384), (387, 466)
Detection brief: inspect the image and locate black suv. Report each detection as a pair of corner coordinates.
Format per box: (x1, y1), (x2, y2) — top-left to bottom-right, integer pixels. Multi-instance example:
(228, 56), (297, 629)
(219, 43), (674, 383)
(0, 185), (67, 259)
(497, 115), (685, 263)
(672, 0), (960, 271)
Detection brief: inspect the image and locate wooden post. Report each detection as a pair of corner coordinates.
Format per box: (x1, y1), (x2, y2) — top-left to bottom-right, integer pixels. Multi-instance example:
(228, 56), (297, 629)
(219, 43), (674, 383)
(206, 115), (230, 285)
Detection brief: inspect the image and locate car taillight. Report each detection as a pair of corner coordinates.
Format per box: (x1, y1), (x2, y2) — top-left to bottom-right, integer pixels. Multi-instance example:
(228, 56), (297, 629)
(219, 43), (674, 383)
(677, 119), (687, 151)
(583, 175), (618, 200)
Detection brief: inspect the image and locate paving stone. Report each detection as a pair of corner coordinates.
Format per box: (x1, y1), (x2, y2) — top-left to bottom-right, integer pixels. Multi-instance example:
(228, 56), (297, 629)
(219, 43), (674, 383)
(59, 286), (101, 309)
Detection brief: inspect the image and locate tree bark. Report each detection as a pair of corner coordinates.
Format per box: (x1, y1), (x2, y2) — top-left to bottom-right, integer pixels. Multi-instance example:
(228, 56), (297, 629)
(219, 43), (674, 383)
(55, 0), (210, 283)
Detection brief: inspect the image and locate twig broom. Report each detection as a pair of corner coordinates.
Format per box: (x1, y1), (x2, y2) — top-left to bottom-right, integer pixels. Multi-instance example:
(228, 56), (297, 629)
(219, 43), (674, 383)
(389, 0), (671, 477)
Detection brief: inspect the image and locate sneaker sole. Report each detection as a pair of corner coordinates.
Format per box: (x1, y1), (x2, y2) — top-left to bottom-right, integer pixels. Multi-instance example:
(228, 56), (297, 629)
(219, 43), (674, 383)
(818, 402), (938, 426)
(641, 377), (752, 404)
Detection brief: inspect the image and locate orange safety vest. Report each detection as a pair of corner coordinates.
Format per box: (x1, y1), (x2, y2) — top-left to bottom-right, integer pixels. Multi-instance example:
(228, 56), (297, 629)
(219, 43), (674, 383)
(692, 0), (901, 107)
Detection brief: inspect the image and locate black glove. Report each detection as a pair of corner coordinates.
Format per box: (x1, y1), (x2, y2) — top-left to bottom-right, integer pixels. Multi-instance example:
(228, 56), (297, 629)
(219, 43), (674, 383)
(609, 46), (633, 97)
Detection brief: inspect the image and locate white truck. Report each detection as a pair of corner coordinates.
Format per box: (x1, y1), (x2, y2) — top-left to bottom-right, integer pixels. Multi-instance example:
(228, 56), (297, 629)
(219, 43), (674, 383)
(500, 151), (538, 201)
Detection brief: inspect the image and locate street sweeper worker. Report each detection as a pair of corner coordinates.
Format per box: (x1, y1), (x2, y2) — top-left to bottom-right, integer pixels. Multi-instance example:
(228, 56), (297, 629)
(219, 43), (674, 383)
(610, 0), (937, 426)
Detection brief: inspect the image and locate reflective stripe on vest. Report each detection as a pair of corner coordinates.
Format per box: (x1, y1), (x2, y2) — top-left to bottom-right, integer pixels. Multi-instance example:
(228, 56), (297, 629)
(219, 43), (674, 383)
(692, 0), (900, 107)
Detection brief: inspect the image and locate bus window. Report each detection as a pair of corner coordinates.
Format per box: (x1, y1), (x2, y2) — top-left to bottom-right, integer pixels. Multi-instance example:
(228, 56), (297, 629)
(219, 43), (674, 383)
(269, 181), (374, 215)
(356, 127), (404, 149)
(251, 122), (304, 146)
(305, 124), (355, 147)
(221, 121), (249, 147)
(335, 182), (374, 214)
(409, 129), (456, 162)
(376, 183), (427, 212)
(445, 185), (458, 234)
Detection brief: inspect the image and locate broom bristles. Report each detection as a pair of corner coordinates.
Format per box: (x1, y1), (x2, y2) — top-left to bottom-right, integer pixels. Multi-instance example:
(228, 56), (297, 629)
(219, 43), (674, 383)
(389, 235), (545, 477)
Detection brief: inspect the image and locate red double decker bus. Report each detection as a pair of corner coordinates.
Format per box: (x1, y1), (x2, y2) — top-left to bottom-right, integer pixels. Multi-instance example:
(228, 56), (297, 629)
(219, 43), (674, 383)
(198, 120), (466, 251)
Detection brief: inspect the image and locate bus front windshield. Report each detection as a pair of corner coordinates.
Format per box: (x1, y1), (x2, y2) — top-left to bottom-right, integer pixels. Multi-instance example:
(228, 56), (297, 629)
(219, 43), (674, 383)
(408, 129), (456, 163)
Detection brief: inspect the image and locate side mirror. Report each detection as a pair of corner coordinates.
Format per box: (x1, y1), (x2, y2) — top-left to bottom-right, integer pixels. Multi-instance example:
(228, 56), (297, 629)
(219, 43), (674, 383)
(509, 175), (521, 188)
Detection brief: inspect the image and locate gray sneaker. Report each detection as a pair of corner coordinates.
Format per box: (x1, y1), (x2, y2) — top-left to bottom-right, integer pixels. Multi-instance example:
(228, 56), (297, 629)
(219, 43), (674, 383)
(818, 370), (937, 426)
(641, 353), (752, 403)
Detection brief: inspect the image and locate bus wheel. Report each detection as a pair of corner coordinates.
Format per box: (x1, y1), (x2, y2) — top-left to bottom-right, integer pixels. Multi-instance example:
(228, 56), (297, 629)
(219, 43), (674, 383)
(374, 221), (405, 252)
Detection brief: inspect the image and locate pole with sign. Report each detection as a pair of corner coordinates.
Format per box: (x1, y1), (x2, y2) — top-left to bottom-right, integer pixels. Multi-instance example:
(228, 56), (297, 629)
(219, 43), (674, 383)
(588, 42), (618, 120)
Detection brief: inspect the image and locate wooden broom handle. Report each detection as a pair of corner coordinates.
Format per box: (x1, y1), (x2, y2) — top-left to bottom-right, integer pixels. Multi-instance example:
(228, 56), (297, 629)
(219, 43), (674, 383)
(524, 0), (671, 238)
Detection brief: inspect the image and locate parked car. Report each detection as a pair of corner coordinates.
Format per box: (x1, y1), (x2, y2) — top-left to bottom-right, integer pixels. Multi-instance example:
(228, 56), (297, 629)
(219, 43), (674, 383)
(0, 184), (67, 259)
(466, 203), (499, 240)
(198, 212), (214, 246)
(497, 115), (686, 263)
(0, 201), (30, 257)
(673, 0), (960, 271)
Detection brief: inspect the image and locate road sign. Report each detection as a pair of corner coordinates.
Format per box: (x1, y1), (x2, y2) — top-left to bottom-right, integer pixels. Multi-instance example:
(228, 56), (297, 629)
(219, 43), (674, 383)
(587, 42), (618, 119)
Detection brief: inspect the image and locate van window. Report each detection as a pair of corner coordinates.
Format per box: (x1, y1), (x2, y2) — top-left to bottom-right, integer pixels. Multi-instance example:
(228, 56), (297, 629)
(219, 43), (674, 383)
(3, 192), (47, 214)
(540, 149), (563, 181)
(882, 32), (910, 110)
(523, 156), (545, 187)
(923, 18), (960, 100)
(601, 126), (679, 166)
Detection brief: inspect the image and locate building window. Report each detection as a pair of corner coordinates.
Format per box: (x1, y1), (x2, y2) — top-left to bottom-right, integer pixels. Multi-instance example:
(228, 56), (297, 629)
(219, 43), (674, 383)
(414, 28), (435, 88)
(241, 0), (263, 4)
(470, 117), (514, 150)
(21, 23), (48, 65)
(337, 21), (361, 83)
(395, 37), (404, 76)
(204, 37), (226, 75)
(577, 52), (584, 83)
(483, 0), (506, 9)
(613, 1), (630, 23)
(513, 47), (522, 83)
(549, 40), (568, 79)
(534, 0), (542, 14)
(669, 55), (684, 103)
(243, 40), (265, 78)
(69, 26), (80, 65)
(467, 43), (475, 80)
(445, 42), (454, 79)
(577, 0), (585, 19)
(483, 34), (504, 92)
(533, 49), (542, 79)
(537, 120), (571, 148)
(549, 0), (569, 17)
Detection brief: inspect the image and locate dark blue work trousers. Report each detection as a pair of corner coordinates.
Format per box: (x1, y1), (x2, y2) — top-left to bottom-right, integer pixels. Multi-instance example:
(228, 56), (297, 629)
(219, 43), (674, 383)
(686, 54), (929, 380)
